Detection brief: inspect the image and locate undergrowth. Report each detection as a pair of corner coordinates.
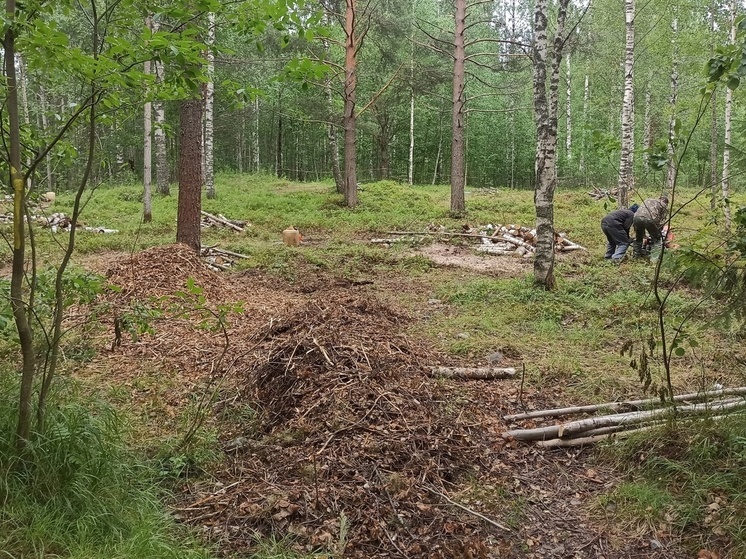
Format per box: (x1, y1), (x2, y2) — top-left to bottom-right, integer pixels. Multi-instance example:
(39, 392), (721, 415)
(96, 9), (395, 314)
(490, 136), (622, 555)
(0, 376), (214, 559)
(598, 415), (746, 556)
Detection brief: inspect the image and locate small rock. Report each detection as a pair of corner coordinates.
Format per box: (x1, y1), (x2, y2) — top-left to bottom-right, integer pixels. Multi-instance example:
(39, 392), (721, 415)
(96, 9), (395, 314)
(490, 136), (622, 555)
(427, 298), (441, 305)
(649, 538), (663, 550)
(486, 351), (504, 364)
(457, 332), (469, 339)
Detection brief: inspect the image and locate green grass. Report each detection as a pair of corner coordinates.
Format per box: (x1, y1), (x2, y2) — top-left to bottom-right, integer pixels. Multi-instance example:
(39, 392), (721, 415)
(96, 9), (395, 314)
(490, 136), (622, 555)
(598, 416), (746, 555)
(0, 378), (214, 559)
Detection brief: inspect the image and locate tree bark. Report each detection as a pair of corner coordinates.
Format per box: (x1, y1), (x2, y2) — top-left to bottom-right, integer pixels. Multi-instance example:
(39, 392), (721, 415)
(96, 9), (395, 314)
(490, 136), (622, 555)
(39, 86), (54, 190)
(5, 0), (36, 450)
(710, 4), (718, 210)
(152, 18), (169, 195)
(450, 0), (467, 214)
(204, 12), (216, 199)
(642, 78), (652, 168)
(617, 0), (635, 208)
(722, 0), (735, 231)
(343, 0), (358, 207)
(143, 22), (153, 222)
(579, 74), (588, 176)
(177, 99), (203, 252)
(664, 14), (679, 195)
(565, 53), (572, 161)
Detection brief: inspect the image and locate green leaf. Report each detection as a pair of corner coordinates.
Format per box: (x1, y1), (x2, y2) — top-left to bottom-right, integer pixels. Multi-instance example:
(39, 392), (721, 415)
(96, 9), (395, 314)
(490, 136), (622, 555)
(674, 347), (685, 357)
(727, 75), (740, 90)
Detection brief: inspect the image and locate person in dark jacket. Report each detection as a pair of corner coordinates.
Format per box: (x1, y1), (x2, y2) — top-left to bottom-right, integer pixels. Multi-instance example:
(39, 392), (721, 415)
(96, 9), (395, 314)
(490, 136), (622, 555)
(601, 204), (639, 262)
(632, 195), (669, 257)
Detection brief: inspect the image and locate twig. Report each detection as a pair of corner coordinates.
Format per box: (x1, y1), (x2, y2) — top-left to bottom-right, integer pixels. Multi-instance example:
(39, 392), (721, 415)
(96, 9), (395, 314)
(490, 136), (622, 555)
(201, 210), (244, 232)
(423, 486), (512, 532)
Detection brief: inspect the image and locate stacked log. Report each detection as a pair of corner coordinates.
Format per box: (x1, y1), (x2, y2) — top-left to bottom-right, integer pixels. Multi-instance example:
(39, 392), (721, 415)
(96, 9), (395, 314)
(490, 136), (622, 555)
(503, 388), (746, 448)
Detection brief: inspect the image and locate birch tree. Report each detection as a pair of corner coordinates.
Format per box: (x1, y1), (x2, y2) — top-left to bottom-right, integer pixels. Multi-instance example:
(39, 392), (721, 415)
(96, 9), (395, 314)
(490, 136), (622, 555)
(532, 0), (569, 290)
(450, 0), (466, 213)
(664, 12), (679, 195)
(152, 18), (169, 196)
(617, 0), (635, 208)
(205, 11), (216, 199)
(721, 0), (736, 232)
(143, 18), (153, 222)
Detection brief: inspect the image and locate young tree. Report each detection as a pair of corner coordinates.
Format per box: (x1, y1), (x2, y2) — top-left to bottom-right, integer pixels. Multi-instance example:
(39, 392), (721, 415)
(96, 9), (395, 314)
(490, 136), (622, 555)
(450, 0), (466, 213)
(342, 0), (359, 207)
(721, 0), (736, 231)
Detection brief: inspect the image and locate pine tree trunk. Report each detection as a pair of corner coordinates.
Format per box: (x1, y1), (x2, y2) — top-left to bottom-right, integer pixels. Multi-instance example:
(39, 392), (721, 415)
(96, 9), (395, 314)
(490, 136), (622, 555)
(408, 5), (415, 186)
(204, 12), (216, 199)
(177, 99), (203, 252)
(450, 0), (467, 214)
(143, 53), (153, 223)
(618, 0), (635, 208)
(664, 15), (679, 194)
(722, 0), (735, 231)
(343, 0), (358, 207)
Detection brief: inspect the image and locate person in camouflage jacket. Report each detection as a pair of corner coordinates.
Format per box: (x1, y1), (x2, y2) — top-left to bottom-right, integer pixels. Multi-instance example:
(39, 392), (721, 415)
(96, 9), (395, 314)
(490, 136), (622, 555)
(632, 195), (669, 257)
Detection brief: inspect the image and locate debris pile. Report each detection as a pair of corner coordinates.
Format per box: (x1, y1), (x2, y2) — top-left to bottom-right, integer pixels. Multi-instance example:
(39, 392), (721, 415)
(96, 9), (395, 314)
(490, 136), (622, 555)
(41, 212), (118, 234)
(178, 293), (520, 558)
(588, 187), (619, 201)
(201, 210), (248, 232)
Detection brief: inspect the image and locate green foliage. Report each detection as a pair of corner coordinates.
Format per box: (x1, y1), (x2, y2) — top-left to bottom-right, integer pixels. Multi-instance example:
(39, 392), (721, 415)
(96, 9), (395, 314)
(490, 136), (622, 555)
(599, 416), (746, 555)
(0, 376), (214, 559)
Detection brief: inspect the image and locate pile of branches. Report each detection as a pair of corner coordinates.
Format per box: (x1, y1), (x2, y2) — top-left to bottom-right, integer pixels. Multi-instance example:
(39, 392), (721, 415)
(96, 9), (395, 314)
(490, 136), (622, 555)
(504, 388), (746, 448)
(588, 187), (619, 201)
(200, 210), (248, 232)
(180, 293), (514, 558)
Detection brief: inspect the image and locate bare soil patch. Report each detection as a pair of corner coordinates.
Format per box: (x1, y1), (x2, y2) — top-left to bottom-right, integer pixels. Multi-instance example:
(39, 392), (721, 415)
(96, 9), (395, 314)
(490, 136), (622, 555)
(413, 242), (532, 276)
(77, 244), (690, 559)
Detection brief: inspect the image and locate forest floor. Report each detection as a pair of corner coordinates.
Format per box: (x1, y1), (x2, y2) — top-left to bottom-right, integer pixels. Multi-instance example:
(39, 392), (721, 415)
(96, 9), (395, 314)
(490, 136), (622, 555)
(75, 243), (696, 559)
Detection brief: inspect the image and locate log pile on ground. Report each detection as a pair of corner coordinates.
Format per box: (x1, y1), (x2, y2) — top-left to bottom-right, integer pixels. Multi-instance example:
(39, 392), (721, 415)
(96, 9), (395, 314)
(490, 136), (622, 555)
(201, 210), (248, 232)
(372, 224), (586, 256)
(504, 388), (746, 448)
(588, 187), (619, 201)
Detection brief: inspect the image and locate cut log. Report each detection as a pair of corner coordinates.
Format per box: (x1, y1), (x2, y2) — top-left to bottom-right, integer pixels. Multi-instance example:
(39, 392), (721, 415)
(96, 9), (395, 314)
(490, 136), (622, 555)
(503, 387), (746, 421)
(201, 210), (244, 232)
(506, 399), (746, 441)
(475, 246), (519, 257)
(496, 234), (535, 252)
(208, 246), (251, 260)
(429, 366), (516, 379)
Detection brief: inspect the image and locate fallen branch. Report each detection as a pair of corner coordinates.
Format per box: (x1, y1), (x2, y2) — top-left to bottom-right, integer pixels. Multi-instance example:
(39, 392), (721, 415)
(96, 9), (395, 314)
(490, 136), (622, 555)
(535, 425), (655, 448)
(208, 246), (251, 259)
(506, 398), (746, 441)
(423, 486), (512, 532)
(429, 366), (516, 379)
(201, 210), (244, 232)
(497, 234), (535, 252)
(475, 246), (519, 257)
(384, 230), (498, 241)
(503, 387), (746, 421)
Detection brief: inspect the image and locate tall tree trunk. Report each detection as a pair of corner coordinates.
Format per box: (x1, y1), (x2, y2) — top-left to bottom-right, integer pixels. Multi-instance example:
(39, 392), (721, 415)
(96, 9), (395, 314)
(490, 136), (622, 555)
(276, 113), (283, 177)
(323, 27), (343, 192)
(343, 0), (358, 207)
(408, 3), (415, 186)
(17, 54), (31, 189)
(533, 0), (568, 290)
(177, 99), (203, 252)
(565, 53), (572, 161)
(152, 18), (169, 195)
(722, 0), (735, 232)
(450, 0), (466, 214)
(39, 87), (54, 190)
(643, 78), (652, 167)
(618, 0), (635, 208)
(510, 98), (516, 188)
(205, 12), (216, 198)
(710, 3), (718, 210)
(432, 110), (443, 185)
(5, 0), (36, 450)
(664, 14), (679, 194)
(143, 22), (153, 223)
(580, 74), (588, 176)
(253, 98), (260, 171)
(237, 110), (244, 173)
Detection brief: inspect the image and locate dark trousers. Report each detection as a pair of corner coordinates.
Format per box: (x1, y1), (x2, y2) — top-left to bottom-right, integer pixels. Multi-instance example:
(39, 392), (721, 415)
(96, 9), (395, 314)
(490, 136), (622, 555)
(601, 221), (630, 261)
(633, 216), (661, 256)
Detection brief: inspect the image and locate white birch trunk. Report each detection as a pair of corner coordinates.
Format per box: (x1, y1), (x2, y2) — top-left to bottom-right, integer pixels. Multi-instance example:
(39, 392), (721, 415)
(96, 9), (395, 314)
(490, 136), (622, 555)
(16, 54), (31, 189)
(253, 98), (260, 171)
(143, 26), (153, 223)
(643, 78), (652, 167)
(151, 18), (169, 196)
(665, 15), (679, 194)
(432, 111), (443, 185)
(722, 0), (736, 231)
(565, 53), (572, 161)
(408, 2), (415, 186)
(204, 12), (216, 199)
(579, 74), (588, 175)
(618, 0), (635, 208)
(450, 0), (467, 213)
(38, 86), (53, 190)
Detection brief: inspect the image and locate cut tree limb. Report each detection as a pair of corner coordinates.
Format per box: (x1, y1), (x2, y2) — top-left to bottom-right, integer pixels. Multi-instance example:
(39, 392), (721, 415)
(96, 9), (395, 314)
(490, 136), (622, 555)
(201, 210), (244, 232)
(503, 387), (746, 421)
(429, 366), (516, 379)
(506, 399), (746, 441)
